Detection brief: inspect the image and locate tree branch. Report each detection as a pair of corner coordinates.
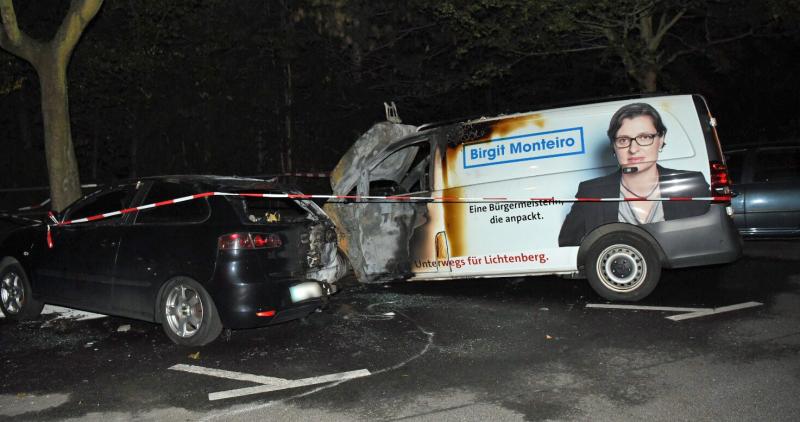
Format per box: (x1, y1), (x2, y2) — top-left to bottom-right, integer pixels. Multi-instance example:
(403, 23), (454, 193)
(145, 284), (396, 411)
(0, 0), (42, 63)
(663, 27), (755, 67)
(53, 0), (104, 64)
(649, 8), (687, 51)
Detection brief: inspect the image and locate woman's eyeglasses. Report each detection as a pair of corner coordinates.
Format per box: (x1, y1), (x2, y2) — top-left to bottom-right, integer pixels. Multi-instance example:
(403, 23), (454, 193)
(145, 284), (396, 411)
(614, 133), (660, 148)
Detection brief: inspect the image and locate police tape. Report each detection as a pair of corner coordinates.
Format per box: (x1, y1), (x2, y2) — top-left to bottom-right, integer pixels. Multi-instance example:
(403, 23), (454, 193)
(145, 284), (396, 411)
(42, 191), (731, 248)
(48, 191), (731, 227)
(15, 198), (51, 212)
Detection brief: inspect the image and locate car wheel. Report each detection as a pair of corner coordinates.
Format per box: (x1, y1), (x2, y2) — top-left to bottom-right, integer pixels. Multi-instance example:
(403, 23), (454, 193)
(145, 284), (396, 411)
(0, 257), (44, 320)
(585, 232), (661, 302)
(160, 277), (222, 347)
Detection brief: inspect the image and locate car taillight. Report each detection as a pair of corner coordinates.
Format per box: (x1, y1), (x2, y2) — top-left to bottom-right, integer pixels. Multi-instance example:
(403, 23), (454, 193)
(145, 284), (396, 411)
(709, 161), (732, 203)
(218, 233), (282, 250)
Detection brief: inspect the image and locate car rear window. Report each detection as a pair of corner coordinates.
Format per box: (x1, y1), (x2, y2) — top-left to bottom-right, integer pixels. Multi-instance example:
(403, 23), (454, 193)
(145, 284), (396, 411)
(135, 182), (209, 224)
(232, 196), (308, 224)
(754, 147), (799, 183)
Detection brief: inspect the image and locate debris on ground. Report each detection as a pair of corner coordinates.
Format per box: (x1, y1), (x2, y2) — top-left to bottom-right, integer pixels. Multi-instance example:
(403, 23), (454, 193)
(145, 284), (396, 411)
(117, 325), (131, 333)
(187, 352), (201, 360)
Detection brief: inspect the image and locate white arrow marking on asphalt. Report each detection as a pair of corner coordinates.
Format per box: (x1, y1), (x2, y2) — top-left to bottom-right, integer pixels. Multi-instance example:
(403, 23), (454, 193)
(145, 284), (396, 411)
(169, 364), (371, 401)
(586, 301), (763, 321)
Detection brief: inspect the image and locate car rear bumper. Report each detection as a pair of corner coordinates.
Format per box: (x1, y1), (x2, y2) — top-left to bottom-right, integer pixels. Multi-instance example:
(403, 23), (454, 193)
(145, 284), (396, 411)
(208, 244), (337, 329)
(642, 204), (743, 269)
(210, 278), (332, 329)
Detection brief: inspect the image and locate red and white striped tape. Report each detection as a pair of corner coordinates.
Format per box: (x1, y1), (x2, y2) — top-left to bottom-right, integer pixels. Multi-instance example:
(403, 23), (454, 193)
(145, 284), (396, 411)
(50, 191), (731, 227)
(15, 198), (51, 212)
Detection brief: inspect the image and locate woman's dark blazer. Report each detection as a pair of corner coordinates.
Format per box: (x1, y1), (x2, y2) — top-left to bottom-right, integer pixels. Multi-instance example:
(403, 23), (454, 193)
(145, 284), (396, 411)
(557, 165), (710, 247)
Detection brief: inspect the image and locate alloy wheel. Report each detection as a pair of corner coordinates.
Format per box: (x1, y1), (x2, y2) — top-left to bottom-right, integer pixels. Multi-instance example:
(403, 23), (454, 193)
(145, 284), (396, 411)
(1, 271), (24, 314)
(164, 284), (204, 338)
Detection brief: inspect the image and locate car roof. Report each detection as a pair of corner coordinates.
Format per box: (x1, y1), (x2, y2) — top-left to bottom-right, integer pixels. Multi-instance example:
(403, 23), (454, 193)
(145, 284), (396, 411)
(724, 141), (798, 151)
(138, 175), (290, 192)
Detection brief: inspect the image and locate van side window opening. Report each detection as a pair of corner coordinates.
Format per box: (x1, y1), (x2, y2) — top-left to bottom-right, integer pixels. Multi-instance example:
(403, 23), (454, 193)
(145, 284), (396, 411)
(135, 182), (209, 224)
(369, 141), (431, 195)
(754, 147), (799, 183)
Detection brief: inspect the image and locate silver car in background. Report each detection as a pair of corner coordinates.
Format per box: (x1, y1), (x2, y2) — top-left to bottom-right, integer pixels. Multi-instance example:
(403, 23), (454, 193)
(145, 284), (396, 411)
(724, 143), (800, 237)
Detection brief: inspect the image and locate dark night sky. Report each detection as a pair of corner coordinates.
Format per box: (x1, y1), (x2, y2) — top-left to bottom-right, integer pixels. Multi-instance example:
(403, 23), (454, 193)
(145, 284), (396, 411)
(1, 1), (798, 203)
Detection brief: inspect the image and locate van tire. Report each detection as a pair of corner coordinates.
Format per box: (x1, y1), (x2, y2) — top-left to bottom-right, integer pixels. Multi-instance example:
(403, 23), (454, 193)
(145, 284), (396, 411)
(585, 232), (661, 302)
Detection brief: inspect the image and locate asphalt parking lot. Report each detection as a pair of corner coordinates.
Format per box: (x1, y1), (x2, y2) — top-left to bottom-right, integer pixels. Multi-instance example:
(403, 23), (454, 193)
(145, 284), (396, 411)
(1, 240), (799, 421)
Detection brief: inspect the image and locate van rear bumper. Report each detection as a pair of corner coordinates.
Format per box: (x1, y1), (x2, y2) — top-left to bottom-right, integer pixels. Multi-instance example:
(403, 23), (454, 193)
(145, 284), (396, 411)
(642, 204), (743, 269)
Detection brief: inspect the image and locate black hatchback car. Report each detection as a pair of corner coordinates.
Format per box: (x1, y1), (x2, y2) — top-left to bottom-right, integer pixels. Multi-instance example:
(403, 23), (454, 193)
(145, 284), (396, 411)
(0, 176), (347, 346)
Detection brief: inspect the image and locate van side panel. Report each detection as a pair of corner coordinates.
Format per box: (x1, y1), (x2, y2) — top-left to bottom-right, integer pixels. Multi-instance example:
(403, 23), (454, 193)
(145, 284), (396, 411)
(405, 95), (720, 279)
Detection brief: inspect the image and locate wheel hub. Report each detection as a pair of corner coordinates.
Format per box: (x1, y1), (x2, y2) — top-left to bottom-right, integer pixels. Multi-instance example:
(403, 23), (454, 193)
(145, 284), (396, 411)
(609, 256), (634, 279)
(597, 244), (647, 293)
(165, 284), (204, 338)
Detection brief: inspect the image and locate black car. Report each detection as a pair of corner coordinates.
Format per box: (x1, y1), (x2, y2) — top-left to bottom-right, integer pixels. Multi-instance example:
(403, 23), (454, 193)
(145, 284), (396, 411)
(0, 176), (347, 346)
(724, 144), (800, 237)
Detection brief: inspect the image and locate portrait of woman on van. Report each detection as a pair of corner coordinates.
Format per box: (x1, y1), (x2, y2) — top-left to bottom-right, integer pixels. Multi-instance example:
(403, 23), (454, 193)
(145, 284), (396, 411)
(558, 103), (710, 247)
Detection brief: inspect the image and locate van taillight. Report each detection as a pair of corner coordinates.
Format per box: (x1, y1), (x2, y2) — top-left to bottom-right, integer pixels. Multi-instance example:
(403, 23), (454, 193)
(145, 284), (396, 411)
(709, 161), (732, 202)
(218, 233), (282, 250)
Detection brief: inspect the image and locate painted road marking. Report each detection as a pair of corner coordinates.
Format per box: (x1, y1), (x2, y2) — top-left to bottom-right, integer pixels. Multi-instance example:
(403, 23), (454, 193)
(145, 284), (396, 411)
(0, 305), (106, 320)
(169, 364), (371, 401)
(666, 301), (763, 321)
(586, 301), (763, 321)
(42, 305), (107, 321)
(169, 364), (292, 386)
(586, 304), (711, 313)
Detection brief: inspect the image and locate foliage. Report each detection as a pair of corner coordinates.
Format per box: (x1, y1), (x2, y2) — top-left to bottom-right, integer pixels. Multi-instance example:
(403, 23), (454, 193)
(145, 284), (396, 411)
(0, 0), (798, 206)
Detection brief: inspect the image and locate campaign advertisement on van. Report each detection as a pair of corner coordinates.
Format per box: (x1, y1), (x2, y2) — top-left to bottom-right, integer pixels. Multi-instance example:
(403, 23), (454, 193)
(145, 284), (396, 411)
(405, 95), (713, 279)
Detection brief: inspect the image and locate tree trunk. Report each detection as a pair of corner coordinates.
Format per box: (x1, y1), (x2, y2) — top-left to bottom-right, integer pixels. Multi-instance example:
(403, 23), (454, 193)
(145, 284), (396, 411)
(38, 59), (81, 211)
(283, 61), (293, 173)
(640, 68), (658, 93)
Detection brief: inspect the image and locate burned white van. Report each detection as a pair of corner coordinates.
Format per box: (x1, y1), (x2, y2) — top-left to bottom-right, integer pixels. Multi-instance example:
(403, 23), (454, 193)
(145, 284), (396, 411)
(325, 95), (741, 301)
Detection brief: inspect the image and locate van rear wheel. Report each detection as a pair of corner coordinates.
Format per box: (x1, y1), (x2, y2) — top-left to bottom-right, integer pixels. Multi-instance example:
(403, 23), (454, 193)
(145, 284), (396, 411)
(585, 232), (661, 302)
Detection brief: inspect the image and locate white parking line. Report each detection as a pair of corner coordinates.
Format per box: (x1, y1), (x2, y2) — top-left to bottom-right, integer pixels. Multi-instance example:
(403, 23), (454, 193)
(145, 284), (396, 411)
(666, 301), (763, 321)
(586, 301), (763, 321)
(0, 305), (106, 320)
(42, 305), (107, 321)
(169, 364), (292, 386)
(207, 369), (372, 401)
(169, 364), (371, 401)
(585, 304), (711, 313)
